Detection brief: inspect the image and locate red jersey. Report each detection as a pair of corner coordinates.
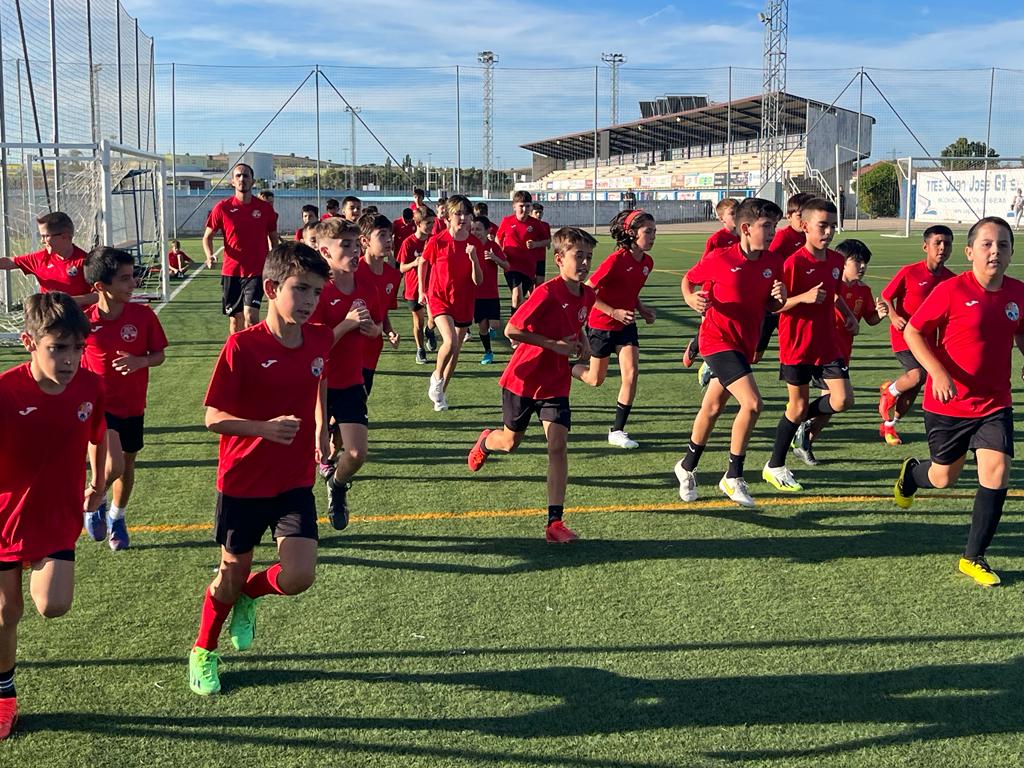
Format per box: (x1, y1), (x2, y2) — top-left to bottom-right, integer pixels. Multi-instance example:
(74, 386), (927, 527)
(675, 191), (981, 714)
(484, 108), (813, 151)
(703, 228), (740, 258)
(778, 247), (845, 366)
(205, 322), (332, 498)
(685, 244), (784, 360)
(82, 302), (168, 419)
(833, 281), (875, 363)
(308, 275), (380, 390)
(496, 214), (541, 276)
(881, 260), (956, 353)
(357, 259), (401, 371)
(0, 364), (105, 561)
(487, 222), (499, 240)
(423, 231), (484, 324)
(587, 248), (654, 331)
(528, 218), (551, 266)
(397, 234), (429, 301)
(205, 196), (279, 278)
(432, 217), (448, 237)
(475, 239), (508, 301)
(168, 249), (192, 270)
(769, 226), (806, 258)
(13, 246), (91, 296)
(392, 218), (415, 247)
(294, 228), (304, 242)
(910, 271), (1024, 419)
(499, 278), (596, 400)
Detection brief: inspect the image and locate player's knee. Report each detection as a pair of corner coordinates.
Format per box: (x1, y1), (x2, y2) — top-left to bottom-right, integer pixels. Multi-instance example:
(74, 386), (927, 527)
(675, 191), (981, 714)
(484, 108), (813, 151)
(345, 445), (367, 468)
(703, 398), (726, 420)
(832, 391), (854, 412)
(107, 454), (126, 483)
(547, 434), (568, 456)
(744, 395), (764, 416)
(0, 597), (24, 629)
(278, 567), (315, 595)
(36, 596), (72, 619)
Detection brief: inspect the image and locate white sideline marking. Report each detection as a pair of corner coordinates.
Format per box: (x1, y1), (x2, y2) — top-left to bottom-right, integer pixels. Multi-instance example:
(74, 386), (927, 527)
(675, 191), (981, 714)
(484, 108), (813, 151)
(154, 246), (222, 316)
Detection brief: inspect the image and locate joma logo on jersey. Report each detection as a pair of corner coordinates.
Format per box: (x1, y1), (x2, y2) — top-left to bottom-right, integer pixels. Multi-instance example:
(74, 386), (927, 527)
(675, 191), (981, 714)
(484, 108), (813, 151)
(311, 357), (325, 377)
(120, 324), (139, 343)
(77, 401), (93, 422)
(1006, 302), (1020, 321)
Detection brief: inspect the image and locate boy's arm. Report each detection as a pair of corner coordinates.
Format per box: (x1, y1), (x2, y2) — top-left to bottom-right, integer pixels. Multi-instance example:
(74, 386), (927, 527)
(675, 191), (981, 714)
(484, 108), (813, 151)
(681, 275), (709, 314)
(205, 406), (301, 444)
(504, 321), (577, 356)
(202, 227), (218, 267)
(315, 379), (329, 464)
(468, 243), (483, 285)
(112, 348), (165, 374)
(331, 307), (368, 343)
(84, 433), (107, 513)
(779, 282), (824, 312)
(835, 295), (858, 332)
(269, 230), (281, 248)
(0, 256), (16, 270)
(904, 323), (955, 402)
(74, 292), (99, 308)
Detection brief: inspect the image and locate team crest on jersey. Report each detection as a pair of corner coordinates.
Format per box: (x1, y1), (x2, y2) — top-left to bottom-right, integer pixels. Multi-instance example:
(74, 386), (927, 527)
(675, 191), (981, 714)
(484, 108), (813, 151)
(67, 265), (79, 277)
(352, 298), (366, 309)
(854, 299), (864, 314)
(120, 323), (139, 342)
(385, 283), (394, 295)
(311, 356), (325, 377)
(77, 401), (93, 422)
(527, 225), (534, 233)
(832, 267), (841, 280)
(762, 268), (772, 279)
(1006, 301), (1020, 321)
(252, 209), (262, 219)
(642, 266), (650, 276)
(577, 307), (587, 323)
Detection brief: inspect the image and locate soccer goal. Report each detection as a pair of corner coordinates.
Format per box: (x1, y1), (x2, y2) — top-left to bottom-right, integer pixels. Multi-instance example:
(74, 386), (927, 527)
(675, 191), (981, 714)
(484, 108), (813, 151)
(0, 140), (167, 341)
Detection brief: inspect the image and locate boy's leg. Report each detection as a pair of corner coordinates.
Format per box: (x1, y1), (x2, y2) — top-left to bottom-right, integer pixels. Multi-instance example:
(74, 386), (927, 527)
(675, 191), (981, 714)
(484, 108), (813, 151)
(674, 378), (730, 501)
(27, 555), (75, 619)
(966, 449), (1010, 559)
(0, 566), (22, 738)
(764, 373), (809, 491)
(111, 451), (136, 510)
(411, 308), (425, 351)
(478, 317), (493, 362)
(431, 315), (457, 391)
(468, 390), (530, 472)
(274, 535), (318, 595)
(85, 427), (124, 540)
(610, 343), (640, 440)
(328, 422), (368, 530)
(542, 419), (575, 541)
(723, 373), (763, 462)
(108, 424), (140, 551)
(440, 326), (468, 389)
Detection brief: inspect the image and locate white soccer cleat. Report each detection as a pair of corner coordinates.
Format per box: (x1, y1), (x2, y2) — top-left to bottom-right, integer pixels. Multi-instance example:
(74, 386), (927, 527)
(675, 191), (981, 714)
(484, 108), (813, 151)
(673, 460), (698, 502)
(427, 373), (445, 407)
(719, 475), (756, 507)
(608, 429), (639, 449)
(434, 387), (449, 412)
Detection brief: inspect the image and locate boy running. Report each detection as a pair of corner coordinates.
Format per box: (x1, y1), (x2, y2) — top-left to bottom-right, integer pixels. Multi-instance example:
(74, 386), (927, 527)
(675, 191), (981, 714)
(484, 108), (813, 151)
(357, 214), (401, 396)
(398, 207), (437, 364)
(470, 215), (510, 365)
(496, 191), (540, 310)
(528, 203), (552, 286)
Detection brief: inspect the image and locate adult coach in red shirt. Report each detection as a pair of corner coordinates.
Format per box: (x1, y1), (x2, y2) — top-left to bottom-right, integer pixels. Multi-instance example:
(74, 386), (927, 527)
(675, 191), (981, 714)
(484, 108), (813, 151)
(203, 163), (280, 334)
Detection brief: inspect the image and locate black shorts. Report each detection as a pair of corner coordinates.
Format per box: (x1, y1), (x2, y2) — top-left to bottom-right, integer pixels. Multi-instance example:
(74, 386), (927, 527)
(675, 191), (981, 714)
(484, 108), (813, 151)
(925, 407), (1014, 465)
(474, 298), (502, 324)
(214, 487), (319, 556)
(362, 368), (376, 398)
(406, 299), (425, 312)
(502, 389), (572, 432)
(587, 323), (640, 359)
(704, 350), (753, 387)
(895, 349), (924, 373)
(105, 412), (145, 454)
(327, 385), (368, 426)
(0, 549), (75, 570)
(222, 275), (264, 317)
(535, 261), (546, 279)
(779, 359), (849, 386)
(505, 271), (534, 292)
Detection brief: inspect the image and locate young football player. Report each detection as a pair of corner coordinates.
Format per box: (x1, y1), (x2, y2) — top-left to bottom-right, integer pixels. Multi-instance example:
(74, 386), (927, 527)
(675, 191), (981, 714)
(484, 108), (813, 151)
(470, 215), (510, 365)
(528, 203), (552, 287)
(0, 212), (95, 306)
(167, 239), (193, 279)
(294, 204), (320, 241)
(398, 206), (436, 364)
(496, 191), (540, 310)
(357, 213), (401, 396)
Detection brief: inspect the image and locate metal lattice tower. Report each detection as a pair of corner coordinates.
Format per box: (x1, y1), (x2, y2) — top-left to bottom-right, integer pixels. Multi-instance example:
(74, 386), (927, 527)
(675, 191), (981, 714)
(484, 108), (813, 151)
(759, 0), (788, 203)
(478, 51), (497, 194)
(602, 53), (626, 124)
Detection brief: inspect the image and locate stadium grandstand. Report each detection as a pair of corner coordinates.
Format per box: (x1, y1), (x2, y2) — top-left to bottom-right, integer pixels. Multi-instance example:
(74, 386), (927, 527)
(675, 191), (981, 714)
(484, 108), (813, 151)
(518, 92), (875, 207)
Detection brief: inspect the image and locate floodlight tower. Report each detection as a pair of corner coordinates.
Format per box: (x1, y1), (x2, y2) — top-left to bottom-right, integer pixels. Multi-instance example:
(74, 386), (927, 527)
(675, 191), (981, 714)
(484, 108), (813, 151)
(602, 53), (626, 125)
(478, 51), (497, 195)
(758, 0), (788, 204)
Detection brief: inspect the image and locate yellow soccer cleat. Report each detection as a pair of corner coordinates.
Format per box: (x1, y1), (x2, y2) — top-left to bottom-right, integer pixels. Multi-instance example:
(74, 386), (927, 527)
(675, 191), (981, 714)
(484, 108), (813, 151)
(958, 556), (1001, 587)
(893, 458), (918, 509)
(762, 462), (803, 493)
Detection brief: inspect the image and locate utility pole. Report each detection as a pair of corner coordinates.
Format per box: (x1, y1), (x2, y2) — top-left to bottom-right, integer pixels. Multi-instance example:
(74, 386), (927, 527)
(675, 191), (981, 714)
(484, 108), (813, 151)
(477, 51), (497, 195)
(601, 52), (626, 124)
(345, 105), (361, 191)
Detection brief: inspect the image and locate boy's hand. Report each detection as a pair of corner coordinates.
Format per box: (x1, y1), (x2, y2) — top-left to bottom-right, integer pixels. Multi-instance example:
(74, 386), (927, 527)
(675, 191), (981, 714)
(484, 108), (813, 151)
(466, 244), (477, 261)
(930, 370), (957, 403)
(575, 332), (592, 362)
(262, 415), (301, 445)
(844, 313), (858, 333)
(84, 484), (103, 513)
(875, 299), (888, 318)
(526, 240), (535, 249)
(388, 330), (400, 349)
(612, 308), (636, 325)
(205, 254), (216, 269)
(890, 314), (906, 331)
(346, 306), (371, 326)
(112, 351), (148, 374)
(686, 290), (709, 314)
(639, 306), (656, 325)
(315, 426), (330, 465)
(771, 280), (786, 304)
(804, 282), (826, 305)
(550, 335), (578, 357)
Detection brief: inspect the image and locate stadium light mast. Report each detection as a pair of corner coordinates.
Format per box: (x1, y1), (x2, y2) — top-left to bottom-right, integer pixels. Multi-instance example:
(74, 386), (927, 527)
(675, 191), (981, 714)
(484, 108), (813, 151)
(345, 105), (361, 191)
(602, 53), (626, 125)
(758, 0), (788, 204)
(478, 51), (497, 195)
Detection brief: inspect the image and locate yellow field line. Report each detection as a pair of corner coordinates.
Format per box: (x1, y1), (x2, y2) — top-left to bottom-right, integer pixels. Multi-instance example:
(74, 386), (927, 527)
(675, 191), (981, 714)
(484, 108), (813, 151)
(117, 491), (1023, 535)
(653, 268), (687, 276)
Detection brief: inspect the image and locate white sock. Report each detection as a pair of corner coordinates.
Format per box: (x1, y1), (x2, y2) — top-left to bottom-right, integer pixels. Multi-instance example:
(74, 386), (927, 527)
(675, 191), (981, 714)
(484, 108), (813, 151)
(888, 382), (900, 397)
(884, 418), (899, 427)
(108, 504), (126, 521)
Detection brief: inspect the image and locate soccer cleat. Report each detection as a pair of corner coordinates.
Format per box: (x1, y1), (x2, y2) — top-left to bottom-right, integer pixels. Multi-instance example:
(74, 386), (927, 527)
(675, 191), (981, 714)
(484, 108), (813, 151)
(762, 462), (803, 492)
(958, 556), (1001, 587)
(682, 337), (699, 368)
(878, 380), (899, 420)
(229, 593), (257, 651)
(719, 475), (756, 507)
(318, 460), (336, 483)
(893, 457), (918, 510)
(468, 429), (493, 472)
(545, 520), (579, 543)
(424, 328), (438, 352)
(415, 349), (428, 365)
(791, 421), (818, 466)
(108, 517), (130, 551)
(84, 503), (107, 542)
(673, 460), (698, 502)
(188, 646), (222, 696)
(428, 373), (446, 410)
(608, 429), (639, 449)
(697, 361), (713, 388)
(489, 327), (497, 339)
(0, 697), (16, 740)
(880, 422), (903, 446)
(480, 351), (494, 365)
(327, 478), (352, 530)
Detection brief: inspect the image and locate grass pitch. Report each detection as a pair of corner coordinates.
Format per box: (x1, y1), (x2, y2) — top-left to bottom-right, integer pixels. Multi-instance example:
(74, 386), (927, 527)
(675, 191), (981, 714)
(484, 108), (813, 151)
(2, 230), (1024, 767)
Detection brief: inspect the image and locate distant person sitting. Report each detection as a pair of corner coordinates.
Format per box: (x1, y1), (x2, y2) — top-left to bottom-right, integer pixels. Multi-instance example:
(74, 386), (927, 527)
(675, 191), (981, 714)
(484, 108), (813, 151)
(167, 240), (193, 279)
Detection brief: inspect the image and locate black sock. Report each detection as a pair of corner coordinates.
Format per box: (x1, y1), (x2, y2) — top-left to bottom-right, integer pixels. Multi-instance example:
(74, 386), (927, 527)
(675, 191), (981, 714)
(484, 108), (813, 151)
(0, 667), (13, 699)
(726, 452), (745, 479)
(547, 505), (564, 524)
(769, 416), (801, 468)
(681, 440), (705, 472)
(964, 486), (1008, 559)
(903, 459), (934, 495)
(612, 402), (632, 432)
(481, 332), (492, 353)
(807, 395), (836, 419)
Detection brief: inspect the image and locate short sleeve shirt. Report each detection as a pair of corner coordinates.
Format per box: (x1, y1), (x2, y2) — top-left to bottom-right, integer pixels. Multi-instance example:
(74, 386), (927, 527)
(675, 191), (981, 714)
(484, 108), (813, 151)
(308, 276), (380, 390)
(778, 247), (845, 366)
(205, 196), (279, 277)
(587, 248), (655, 331)
(833, 281), (875, 363)
(13, 246), (91, 296)
(881, 261), (956, 353)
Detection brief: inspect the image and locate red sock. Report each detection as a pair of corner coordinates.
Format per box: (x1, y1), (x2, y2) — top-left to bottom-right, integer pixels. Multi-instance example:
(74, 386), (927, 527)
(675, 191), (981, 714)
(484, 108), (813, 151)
(242, 563), (285, 599)
(194, 589), (233, 651)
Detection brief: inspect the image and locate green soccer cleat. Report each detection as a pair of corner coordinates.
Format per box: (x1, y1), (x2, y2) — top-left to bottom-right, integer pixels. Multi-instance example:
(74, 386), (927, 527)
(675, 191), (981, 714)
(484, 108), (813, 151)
(762, 462), (803, 492)
(229, 594), (257, 652)
(189, 646), (222, 696)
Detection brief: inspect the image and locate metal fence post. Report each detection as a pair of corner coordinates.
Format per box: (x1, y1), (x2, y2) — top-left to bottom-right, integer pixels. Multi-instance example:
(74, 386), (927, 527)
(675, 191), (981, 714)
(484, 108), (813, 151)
(455, 65), (461, 194)
(170, 62), (177, 238)
(134, 18), (141, 148)
(726, 66), (732, 199)
(116, 5), (123, 143)
(593, 66), (599, 233)
(983, 67), (995, 217)
(0, 24), (12, 310)
(315, 65), (321, 210)
(855, 67), (863, 230)
(48, 0), (60, 208)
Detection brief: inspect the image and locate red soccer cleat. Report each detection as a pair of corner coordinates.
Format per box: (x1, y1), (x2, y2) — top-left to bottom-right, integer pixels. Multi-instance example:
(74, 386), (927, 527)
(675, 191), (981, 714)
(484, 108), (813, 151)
(545, 520), (579, 543)
(682, 337), (699, 368)
(880, 422), (903, 446)
(0, 698), (17, 740)
(878, 381), (899, 420)
(468, 429), (493, 472)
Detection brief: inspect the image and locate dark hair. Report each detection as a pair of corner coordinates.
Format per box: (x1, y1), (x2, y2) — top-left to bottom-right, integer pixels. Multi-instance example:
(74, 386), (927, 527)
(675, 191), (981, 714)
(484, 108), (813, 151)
(232, 162), (254, 177)
(553, 226), (597, 254)
(264, 241), (329, 284)
(325, 198), (340, 210)
(413, 187), (425, 197)
(472, 215), (493, 231)
(967, 216), (1014, 248)
(171, 239), (180, 248)
(36, 211), (74, 235)
(258, 190), (274, 200)
(799, 197), (838, 217)
(735, 197), (783, 225)
(358, 213), (393, 238)
(23, 291), (90, 341)
(512, 190), (533, 204)
(341, 196), (361, 208)
(609, 209), (656, 250)
(922, 224), (953, 241)
(473, 202), (489, 216)
(84, 246), (134, 285)
(301, 204), (319, 216)
(362, 205), (379, 216)
(786, 192), (814, 215)
(530, 203), (544, 213)
(401, 207), (414, 222)
(302, 221), (319, 233)
(835, 238), (872, 263)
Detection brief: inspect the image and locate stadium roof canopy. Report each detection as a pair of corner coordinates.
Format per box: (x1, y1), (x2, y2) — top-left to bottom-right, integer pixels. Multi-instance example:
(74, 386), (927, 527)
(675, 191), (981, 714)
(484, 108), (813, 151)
(521, 92), (874, 161)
